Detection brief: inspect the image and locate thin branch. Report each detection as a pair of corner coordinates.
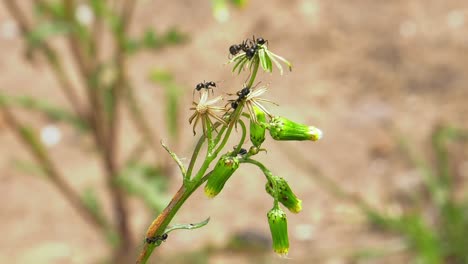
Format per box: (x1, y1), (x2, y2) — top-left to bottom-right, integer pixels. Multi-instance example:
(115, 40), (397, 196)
(2, 0), (86, 120)
(0, 105), (109, 233)
(63, 0), (133, 256)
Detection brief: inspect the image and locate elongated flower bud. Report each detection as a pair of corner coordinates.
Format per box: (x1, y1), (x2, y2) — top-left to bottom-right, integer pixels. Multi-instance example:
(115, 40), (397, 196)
(268, 116), (322, 141)
(266, 176), (302, 213)
(267, 206), (289, 256)
(250, 106), (267, 147)
(204, 154), (239, 198)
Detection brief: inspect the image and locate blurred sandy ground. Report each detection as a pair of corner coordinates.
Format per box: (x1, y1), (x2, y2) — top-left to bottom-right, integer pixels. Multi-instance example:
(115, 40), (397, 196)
(1, 0), (468, 263)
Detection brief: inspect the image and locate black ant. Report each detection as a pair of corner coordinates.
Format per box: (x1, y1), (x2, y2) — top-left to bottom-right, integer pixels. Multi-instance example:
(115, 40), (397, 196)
(228, 36), (268, 60)
(194, 81), (216, 97)
(227, 86), (251, 110)
(229, 44), (241, 56)
(237, 86), (251, 99)
(232, 146), (248, 156)
(226, 81), (262, 110)
(238, 148), (247, 155)
(254, 36), (267, 46)
(245, 46), (257, 59)
(146, 233), (168, 244)
(229, 39), (251, 57)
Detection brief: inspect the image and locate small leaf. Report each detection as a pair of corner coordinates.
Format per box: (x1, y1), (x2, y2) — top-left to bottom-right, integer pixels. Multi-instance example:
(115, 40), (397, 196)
(149, 69), (182, 139)
(163, 27), (188, 45)
(238, 58), (249, 74)
(212, 0), (230, 22)
(161, 141), (186, 179)
(164, 217), (210, 233)
(124, 38), (141, 54)
(232, 55), (247, 73)
(12, 159), (46, 178)
(266, 50), (284, 75)
(265, 51), (273, 72)
(142, 28), (162, 48)
(34, 1), (66, 20)
(81, 187), (107, 225)
(270, 51), (292, 71)
(117, 162), (169, 211)
(27, 22), (71, 47)
(230, 0), (249, 8)
(90, 0), (107, 17)
(0, 94), (88, 132)
(258, 48), (270, 72)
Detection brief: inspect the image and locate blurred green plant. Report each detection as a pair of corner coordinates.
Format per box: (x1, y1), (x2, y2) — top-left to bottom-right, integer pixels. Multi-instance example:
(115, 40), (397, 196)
(211, 0), (248, 22)
(0, 1), (192, 263)
(365, 126), (468, 264)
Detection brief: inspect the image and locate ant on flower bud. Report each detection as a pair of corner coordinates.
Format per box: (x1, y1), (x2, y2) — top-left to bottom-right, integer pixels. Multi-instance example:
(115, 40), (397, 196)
(229, 36), (267, 59)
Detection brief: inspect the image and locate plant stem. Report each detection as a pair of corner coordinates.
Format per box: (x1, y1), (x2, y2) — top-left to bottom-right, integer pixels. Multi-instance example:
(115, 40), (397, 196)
(135, 172), (211, 263)
(137, 43), (262, 264)
(186, 135), (206, 179)
(2, 1), (86, 120)
(247, 58), (260, 88)
(0, 106), (109, 234)
(233, 119), (247, 154)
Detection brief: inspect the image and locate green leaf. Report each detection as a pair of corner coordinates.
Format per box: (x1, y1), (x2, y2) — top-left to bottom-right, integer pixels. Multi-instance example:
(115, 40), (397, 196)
(149, 70), (182, 140)
(12, 159), (47, 178)
(142, 29), (162, 48)
(27, 22), (71, 48)
(161, 141), (186, 180)
(258, 48), (270, 72)
(163, 27), (188, 45)
(238, 59), (249, 74)
(270, 51), (292, 72)
(232, 55), (247, 73)
(124, 38), (141, 54)
(81, 187), (107, 225)
(230, 0), (249, 8)
(34, 1), (66, 20)
(265, 51), (273, 72)
(101, 86), (115, 118)
(117, 162), (169, 211)
(368, 211), (442, 264)
(0, 94), (88, 132)
(212, 0), (229, 22)
(90, 0), (107, 17)
(164, 217), (210, 233)
(266, 50), (284, 75)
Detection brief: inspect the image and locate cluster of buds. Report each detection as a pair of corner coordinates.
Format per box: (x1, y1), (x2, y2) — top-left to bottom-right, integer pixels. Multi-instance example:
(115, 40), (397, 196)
(186, 36), (322, 256)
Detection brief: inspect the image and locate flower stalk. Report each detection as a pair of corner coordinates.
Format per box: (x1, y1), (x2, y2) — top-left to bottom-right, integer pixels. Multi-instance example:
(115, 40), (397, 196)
(137, 36), (321, 263)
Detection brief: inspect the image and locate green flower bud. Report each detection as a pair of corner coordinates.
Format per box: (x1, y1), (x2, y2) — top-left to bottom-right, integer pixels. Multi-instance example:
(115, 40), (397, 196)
(250, 106), (267, 147)
(204, 154), (239, 198)
(267, 206), (289, 256)
(266, 176), (302, 213)
(268, 116), (322, 141)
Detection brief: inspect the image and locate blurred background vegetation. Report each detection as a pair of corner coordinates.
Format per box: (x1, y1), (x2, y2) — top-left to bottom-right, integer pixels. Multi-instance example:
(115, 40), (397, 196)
(0, 0), (467, 263)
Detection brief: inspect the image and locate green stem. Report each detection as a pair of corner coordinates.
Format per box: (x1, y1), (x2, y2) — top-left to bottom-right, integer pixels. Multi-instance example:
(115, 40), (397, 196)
(233, 119), (247, 154)
(136, 171), (212, 264)
(247, 58), (260, 88)
(241, 158), (278, 201)
(205, 117), (214, 151)
(186, 135), (206, 179)
(187, 121), (225, 180)
(214, 112), (237, 155)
